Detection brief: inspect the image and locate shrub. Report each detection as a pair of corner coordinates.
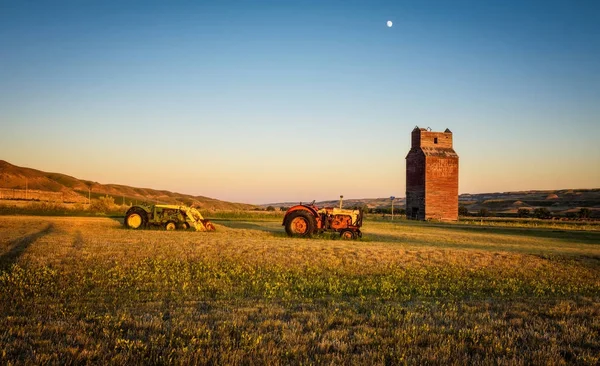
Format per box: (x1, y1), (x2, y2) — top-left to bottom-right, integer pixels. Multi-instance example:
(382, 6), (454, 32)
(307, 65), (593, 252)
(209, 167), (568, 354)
(478, 208), (490, 217)
(517, 208), (531, 218)
(565, 212), (577, 219)
(578, 208), (591, 219)
(90, 195), (117, 214)
(533, 208), (552, 219)
(360, 204), (370, 214)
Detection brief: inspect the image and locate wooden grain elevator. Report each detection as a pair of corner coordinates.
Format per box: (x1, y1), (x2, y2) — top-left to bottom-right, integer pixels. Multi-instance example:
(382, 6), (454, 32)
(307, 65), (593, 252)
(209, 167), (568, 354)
(405, 126), (459, 221)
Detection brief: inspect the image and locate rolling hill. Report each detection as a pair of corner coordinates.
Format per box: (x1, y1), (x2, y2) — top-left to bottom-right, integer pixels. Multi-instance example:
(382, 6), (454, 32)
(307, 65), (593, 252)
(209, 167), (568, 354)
(458, 189), (600, 216)
(264, 189), (600, 217)
(0, 160), (255, 210)
(2, 160), (598, 216)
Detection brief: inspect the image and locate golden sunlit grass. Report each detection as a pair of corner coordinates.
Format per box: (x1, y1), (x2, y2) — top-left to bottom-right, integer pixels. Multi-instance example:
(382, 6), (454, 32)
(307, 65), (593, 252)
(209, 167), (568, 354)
(1, 215), (599, 364)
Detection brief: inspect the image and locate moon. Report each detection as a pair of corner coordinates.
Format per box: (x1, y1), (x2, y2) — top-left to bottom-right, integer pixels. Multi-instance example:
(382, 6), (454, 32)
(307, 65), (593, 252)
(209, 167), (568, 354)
(387, 20), (393, 28)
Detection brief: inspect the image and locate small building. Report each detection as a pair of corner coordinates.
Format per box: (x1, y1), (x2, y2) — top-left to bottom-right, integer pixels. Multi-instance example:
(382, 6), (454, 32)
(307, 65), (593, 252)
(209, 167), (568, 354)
(405, 127), (459, 220)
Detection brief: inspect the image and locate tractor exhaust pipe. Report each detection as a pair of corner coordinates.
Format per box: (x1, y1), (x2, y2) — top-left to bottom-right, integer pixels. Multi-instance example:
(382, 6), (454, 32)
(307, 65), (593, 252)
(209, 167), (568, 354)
(339, 195), (343, 209)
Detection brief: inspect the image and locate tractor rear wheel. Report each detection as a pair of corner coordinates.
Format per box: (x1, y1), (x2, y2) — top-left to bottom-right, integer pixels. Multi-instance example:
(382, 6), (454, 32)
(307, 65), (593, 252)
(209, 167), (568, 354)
(180, 222), (190, 230)
(285, 210), (316, 237)
(165, 221), (177, 231)
(340, 230), (357, 240)
(124, 207), (147, 229)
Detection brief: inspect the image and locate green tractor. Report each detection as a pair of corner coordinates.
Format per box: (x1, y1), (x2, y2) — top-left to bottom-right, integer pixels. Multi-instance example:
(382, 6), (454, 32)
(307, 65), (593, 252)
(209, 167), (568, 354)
(124, 204), (215, 231)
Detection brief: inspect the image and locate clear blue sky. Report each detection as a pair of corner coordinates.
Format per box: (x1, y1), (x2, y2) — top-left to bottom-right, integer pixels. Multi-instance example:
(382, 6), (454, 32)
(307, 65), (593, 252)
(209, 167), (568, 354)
(1, 0), (599, 204)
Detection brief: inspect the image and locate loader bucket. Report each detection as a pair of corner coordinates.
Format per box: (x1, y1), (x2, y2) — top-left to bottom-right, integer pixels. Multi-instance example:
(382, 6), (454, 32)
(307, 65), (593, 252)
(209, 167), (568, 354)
(191, 219), (216, 232)
(201, 219), (216, 231)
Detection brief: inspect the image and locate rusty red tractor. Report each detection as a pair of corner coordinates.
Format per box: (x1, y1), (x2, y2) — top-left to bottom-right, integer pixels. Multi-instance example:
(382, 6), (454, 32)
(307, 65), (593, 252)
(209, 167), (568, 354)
(282, 200), (363, 239)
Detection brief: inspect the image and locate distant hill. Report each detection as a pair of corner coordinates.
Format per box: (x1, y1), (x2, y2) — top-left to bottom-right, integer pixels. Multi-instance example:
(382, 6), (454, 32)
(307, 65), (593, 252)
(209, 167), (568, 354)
(458, 189), (600, 216)
(263, 189), (600, 216)
(0, 160), (255, 210)
(263, 197), (406, 210)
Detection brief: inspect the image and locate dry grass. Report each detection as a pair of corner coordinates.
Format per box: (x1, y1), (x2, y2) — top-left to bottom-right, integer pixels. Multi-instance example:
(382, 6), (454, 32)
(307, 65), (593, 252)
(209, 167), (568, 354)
(1, 215), (599, 364)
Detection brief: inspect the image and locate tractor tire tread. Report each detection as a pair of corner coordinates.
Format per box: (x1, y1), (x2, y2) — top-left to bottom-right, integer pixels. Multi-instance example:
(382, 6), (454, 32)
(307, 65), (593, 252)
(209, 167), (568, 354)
(124, 206), (148, 229)
(284, 210), (316, 238)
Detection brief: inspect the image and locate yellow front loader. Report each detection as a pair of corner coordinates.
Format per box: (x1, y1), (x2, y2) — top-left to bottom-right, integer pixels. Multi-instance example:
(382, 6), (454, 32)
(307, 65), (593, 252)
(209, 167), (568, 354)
(124, 204), (216, 231)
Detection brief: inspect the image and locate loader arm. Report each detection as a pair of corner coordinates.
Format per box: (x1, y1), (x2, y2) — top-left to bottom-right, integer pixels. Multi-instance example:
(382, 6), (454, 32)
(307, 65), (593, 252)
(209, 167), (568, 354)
(181, 206), (215, 232)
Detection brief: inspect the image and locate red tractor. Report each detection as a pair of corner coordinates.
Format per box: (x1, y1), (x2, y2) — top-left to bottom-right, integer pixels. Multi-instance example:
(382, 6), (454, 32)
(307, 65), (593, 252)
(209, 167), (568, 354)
(282, 200), (363, 239)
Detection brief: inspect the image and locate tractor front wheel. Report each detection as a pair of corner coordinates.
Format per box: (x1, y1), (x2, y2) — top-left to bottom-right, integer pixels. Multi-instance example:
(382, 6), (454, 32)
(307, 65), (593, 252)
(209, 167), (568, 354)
(165, 221), (177, 231)
(285, 210), (316, 238)
(340, 230), (357, 240)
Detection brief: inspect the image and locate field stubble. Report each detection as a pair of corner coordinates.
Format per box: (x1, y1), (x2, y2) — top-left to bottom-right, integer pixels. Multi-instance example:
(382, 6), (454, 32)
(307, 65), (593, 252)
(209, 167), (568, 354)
(1, 215), (599, 364)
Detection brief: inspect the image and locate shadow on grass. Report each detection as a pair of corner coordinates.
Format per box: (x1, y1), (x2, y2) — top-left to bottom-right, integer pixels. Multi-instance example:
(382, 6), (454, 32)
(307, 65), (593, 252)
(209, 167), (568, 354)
(359, 222), (600, 260)
(216, 221), (288, 236)
(421, 222), (600, 246)
(109, 216), (123, 223)
(368, 218), (600, 245)
(216, 221), (279, 232)
(0, 223), (54, 270)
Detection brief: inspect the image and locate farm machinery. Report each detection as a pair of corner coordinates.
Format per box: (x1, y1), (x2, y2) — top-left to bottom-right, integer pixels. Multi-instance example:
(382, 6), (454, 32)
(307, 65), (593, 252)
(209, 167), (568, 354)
(124, 204), (215, 231)
(282, 199), (363, 239)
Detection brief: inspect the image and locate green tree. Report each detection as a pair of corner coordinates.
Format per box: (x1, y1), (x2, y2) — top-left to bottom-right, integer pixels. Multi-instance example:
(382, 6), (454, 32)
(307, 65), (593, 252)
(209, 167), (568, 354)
(533, 207), (552, 219)
(478, 208), (489, 217)
(90, 195), (116, 214)
(266, 206), (275, 211)
(578, 208), (591, 219)
(360, 204), (370, 214)
(517, 208), (530, 218)
(458, 205), (469, 216)
(565, 212), (577, 220)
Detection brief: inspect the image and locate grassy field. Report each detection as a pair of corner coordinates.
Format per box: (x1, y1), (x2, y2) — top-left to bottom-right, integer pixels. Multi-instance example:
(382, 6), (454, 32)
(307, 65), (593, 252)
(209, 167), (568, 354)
(1, 216), (599, 364)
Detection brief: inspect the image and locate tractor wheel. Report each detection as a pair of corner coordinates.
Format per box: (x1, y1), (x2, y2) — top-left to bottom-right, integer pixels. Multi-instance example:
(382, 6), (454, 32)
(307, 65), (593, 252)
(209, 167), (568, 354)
(124, 207), (147, 229)
(165, 221), (177, 231)
(340, 230), (357, 240)
(180, 222), (190, 230)
(285, 210), (316, 237)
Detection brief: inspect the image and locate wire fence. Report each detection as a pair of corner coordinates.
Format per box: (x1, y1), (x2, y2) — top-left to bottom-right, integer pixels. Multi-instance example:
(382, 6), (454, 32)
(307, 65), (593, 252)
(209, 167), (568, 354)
(0, 188), (64, 202)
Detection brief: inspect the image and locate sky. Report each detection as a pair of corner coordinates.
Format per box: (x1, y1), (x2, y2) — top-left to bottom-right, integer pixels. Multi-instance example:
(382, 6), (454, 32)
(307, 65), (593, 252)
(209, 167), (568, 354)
(1, 0), (599, 204)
